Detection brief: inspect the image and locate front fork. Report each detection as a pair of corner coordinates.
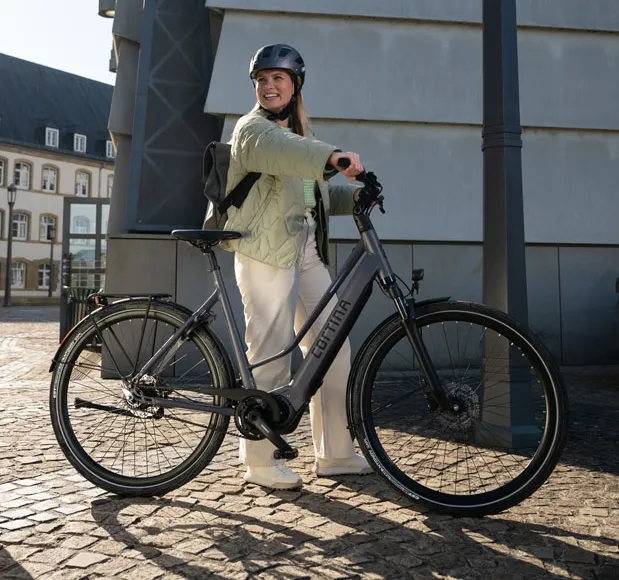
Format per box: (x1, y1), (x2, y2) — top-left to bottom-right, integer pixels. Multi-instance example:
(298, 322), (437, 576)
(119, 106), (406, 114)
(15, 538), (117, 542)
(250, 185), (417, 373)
(382, 277), (454, 413)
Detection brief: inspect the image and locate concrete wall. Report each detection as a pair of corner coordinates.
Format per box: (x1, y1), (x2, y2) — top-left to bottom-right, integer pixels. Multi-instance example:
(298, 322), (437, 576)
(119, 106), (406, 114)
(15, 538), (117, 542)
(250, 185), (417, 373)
(105, 236), (619, 366)
(105, 1), (619, 365)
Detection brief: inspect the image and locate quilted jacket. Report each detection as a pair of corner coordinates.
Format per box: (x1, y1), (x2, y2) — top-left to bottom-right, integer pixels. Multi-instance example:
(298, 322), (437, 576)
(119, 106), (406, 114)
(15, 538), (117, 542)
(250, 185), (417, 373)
(220, 111), (357, 268)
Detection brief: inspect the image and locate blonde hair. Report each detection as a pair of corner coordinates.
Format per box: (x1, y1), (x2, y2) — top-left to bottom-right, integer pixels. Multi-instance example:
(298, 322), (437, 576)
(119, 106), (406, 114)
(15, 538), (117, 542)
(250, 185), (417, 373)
(251, 86), (312, 137)
(291, 92), (312, 137)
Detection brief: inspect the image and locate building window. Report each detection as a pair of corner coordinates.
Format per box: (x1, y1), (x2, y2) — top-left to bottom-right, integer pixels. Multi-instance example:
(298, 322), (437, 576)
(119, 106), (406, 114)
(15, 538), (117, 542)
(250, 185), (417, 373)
(11, 262), (26, 289)
(73, 216), (90, 234)
(74, 134), (87, 153)
(14, 162), (31, 190)
(12, 213), (29, 241)
(38, 264), (51, 290)
(0, 158), (4, 186)
(75, 171), (90, 197)
(40, 215), (57, 242)
(106, 140), (116, 159)
(71, 215), (90, 234)
(45, 128), (59, 148)
(106, 174), (114, 198)
(71, 215), (90, 245)
(42, 166), (58, 193)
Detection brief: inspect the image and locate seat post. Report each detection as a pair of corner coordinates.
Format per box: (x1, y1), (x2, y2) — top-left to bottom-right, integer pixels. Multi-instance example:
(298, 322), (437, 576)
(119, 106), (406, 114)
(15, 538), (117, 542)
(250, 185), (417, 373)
(202, 248), (220, 272)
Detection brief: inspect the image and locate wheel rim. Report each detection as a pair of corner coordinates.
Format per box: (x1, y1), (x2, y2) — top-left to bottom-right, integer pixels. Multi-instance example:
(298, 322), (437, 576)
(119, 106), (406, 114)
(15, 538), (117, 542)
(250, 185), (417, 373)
(55, 308), (227, 487)
(361, 308), (560, 507)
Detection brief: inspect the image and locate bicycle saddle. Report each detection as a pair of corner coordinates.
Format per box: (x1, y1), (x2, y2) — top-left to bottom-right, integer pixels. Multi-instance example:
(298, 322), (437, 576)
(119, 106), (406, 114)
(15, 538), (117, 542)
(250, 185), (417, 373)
(172, 229), (242, 248)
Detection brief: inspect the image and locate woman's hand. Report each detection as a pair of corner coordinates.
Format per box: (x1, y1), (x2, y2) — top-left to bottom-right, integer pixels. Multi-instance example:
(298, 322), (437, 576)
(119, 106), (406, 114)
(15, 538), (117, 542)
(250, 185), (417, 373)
(328, 151), (364, 181)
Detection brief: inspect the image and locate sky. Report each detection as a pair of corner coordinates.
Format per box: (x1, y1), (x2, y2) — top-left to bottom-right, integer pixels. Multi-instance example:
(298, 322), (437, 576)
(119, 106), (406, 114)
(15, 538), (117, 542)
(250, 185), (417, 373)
(0, 0), (116, 85)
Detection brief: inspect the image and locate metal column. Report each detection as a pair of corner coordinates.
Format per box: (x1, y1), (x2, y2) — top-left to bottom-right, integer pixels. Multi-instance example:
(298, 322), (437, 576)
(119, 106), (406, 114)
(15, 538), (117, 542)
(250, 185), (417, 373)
(481, 0), (528, 322)
(478, 0), (537, 449)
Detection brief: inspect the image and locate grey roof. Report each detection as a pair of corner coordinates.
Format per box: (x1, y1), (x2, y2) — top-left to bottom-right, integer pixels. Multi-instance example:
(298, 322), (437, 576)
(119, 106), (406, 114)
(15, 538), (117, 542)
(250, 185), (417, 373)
(0, 53), (114, 160)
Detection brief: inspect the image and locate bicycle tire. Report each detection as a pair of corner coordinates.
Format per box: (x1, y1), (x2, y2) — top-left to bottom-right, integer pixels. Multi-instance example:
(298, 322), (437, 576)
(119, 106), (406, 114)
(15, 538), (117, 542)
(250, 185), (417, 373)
(50, 299), (234, 496)
(348, 300), (568, 516)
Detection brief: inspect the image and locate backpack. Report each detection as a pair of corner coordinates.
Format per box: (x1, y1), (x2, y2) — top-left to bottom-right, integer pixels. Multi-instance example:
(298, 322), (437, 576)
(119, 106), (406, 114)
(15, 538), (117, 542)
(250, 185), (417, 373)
(201, 141), (261, 229)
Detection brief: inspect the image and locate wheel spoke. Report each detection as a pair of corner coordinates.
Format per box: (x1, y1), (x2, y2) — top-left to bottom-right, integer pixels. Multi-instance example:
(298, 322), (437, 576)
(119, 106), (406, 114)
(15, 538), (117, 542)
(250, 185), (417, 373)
(51, 302), (231, 495)
(355, 302), (567, 515)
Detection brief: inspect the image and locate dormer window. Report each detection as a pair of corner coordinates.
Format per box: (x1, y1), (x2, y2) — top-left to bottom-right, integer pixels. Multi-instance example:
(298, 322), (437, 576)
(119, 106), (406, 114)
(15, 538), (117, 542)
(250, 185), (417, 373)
(74, 133), (87, 153)
(45, 127), (59, 148)
(106, 140), (116, 159)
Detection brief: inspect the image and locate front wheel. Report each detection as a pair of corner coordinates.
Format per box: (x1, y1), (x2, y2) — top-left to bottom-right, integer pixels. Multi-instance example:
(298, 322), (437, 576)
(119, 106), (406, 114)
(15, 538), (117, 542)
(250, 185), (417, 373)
(50, 299), (234, 496)
(349, 300), (568, 516)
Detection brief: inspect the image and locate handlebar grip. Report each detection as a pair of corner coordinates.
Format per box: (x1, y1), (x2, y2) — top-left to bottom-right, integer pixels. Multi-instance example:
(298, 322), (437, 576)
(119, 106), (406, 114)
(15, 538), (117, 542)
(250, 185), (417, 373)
(336, 157), (351, 169)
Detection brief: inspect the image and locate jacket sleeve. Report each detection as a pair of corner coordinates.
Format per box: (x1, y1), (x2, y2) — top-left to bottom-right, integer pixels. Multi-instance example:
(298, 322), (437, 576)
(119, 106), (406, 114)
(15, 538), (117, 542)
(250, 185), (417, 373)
(232, 115), (338, 180)
(328, 183), (358, 216)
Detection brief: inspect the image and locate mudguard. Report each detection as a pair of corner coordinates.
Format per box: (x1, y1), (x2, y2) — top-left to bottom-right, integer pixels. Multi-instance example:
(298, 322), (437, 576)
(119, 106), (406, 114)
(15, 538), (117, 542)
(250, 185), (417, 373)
(49, 297), (194, 373)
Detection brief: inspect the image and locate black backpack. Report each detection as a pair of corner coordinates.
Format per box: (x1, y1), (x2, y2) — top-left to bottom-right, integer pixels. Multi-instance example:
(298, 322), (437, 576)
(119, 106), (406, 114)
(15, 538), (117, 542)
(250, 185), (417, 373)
(202, 141), (260, 228)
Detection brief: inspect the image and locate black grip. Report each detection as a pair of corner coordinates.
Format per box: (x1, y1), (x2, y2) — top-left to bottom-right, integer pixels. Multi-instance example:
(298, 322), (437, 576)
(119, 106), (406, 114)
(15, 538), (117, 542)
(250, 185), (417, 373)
(336, 156), (369, 186)
(336, 157), (351, 169)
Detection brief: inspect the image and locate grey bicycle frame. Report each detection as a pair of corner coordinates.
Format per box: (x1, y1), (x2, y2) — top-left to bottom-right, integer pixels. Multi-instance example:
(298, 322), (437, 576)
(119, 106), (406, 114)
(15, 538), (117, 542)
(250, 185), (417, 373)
(134, 225), (410, 415)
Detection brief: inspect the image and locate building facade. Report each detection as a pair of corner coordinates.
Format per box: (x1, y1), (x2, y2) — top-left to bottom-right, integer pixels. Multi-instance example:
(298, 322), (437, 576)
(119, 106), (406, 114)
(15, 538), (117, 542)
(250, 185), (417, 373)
(103, 0), (619, 365)
(0, 54), (115, 303)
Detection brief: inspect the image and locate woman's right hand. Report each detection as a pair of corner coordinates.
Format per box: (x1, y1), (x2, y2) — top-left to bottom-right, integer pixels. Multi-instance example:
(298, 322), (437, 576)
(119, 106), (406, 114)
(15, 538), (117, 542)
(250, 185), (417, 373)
(328, 151), (364, 181)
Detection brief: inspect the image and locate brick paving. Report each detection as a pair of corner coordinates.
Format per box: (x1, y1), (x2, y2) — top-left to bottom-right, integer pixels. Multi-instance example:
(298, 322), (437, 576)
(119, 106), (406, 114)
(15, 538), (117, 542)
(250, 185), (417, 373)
(0, 305), (618, 579)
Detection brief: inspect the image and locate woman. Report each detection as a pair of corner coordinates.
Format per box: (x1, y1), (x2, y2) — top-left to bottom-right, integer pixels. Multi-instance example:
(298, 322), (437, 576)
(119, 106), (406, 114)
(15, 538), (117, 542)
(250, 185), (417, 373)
(221, 43), (372, 489)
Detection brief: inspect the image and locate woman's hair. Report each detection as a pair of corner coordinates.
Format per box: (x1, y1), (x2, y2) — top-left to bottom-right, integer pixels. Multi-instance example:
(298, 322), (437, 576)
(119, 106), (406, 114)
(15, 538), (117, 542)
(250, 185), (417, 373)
(290, 92), (312, 137)
(250, 75), (312, 137)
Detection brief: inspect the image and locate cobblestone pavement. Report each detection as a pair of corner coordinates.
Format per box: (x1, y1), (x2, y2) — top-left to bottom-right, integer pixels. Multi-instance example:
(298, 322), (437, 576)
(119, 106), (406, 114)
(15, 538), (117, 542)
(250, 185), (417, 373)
(0, 306), (618, 579)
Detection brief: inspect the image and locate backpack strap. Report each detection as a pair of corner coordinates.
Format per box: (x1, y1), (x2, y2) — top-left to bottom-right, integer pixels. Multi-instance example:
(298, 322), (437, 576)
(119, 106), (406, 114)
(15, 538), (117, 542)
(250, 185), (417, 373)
(218, 172), (261, 213)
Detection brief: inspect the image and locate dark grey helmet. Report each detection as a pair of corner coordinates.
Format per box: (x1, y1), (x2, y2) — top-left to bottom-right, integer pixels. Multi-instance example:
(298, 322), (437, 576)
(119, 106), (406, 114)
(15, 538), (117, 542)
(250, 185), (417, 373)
(249, 44), (306, 89)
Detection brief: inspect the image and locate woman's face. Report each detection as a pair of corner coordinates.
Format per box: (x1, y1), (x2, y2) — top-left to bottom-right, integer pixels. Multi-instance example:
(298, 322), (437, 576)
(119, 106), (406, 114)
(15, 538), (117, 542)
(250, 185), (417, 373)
(255, 69), (294, 112)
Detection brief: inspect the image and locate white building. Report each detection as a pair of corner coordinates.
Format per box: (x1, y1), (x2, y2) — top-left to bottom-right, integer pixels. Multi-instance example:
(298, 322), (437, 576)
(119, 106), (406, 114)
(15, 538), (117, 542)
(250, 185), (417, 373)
(0, 54), (114, 303)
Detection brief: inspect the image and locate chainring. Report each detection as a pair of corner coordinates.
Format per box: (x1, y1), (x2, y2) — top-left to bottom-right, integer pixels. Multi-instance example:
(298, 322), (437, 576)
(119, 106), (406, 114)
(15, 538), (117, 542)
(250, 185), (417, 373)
(234, 397), (269, 440)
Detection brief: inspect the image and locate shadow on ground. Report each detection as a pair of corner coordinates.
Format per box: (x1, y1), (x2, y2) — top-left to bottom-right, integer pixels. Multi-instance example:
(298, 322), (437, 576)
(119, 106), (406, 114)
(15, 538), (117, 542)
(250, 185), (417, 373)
(0, 545), (34, 579)
(561, 368), (619, 477)
(0, 306), (59, 323)
(91, 486), (618, 580)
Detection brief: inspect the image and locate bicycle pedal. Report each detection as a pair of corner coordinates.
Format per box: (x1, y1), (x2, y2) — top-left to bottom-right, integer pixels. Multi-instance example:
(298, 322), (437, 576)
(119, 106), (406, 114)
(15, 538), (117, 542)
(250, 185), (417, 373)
(246, 409), (297, 460)
(273, 448), (298, 460)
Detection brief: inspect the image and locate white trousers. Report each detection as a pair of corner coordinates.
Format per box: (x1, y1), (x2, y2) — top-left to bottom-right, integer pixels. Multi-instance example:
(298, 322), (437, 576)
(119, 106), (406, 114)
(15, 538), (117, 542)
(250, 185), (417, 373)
(235, 210), (355, 467)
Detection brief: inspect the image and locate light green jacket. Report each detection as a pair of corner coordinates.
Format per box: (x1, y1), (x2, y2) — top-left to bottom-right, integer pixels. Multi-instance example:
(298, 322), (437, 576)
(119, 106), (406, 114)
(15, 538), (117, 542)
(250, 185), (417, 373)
(220, 111), (357, 268)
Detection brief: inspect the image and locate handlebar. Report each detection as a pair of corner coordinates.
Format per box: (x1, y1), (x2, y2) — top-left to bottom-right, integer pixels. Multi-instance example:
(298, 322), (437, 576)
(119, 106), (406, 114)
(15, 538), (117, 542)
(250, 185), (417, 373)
(335, 157), (385, 215)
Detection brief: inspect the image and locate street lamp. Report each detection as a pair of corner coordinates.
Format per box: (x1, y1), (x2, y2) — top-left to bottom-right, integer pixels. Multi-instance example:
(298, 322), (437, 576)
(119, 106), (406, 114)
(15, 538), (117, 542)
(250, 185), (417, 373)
(47, 224), (56, 299)
(3, 183), (17, 307)
(98, 0), (115, 18)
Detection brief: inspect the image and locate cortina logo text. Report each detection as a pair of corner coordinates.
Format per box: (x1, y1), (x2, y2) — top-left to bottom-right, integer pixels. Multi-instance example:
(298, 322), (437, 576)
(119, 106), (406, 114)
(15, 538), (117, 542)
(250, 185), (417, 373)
(310, 299), (352, 358)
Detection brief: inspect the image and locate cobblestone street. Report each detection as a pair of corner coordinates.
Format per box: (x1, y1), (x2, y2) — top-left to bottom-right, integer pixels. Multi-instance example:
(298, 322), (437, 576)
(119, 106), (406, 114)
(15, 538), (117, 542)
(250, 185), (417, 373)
(0, 306), (618, 579)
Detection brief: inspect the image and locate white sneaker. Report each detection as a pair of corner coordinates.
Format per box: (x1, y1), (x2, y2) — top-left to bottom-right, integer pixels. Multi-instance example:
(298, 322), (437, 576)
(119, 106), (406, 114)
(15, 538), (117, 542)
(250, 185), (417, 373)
(313, 453), (373, 476)
(244, 465), (302, 490)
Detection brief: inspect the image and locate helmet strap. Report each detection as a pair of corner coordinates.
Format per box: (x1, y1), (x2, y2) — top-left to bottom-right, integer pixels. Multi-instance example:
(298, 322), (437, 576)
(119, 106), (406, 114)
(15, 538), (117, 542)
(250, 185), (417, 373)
(261, 83), (298, 123)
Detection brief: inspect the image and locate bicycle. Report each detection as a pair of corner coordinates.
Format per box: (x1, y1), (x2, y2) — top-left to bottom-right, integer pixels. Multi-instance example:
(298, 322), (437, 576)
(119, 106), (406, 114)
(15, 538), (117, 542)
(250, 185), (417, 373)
(49, 162), (568, 517)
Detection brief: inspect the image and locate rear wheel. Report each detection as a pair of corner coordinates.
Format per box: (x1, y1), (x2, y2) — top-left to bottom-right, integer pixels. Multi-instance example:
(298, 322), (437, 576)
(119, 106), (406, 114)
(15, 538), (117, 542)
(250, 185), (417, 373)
(50, 300), (233, 496)
(349, 300), (568, 516)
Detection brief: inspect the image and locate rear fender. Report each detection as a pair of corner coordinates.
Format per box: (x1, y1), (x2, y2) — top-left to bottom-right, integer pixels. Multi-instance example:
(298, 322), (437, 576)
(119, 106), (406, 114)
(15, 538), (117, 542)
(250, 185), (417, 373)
(49, 297), (194, 373)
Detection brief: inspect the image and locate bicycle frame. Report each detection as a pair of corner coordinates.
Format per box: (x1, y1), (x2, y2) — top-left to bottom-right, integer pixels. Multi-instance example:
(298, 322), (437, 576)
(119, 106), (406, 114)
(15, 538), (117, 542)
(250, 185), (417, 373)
(130, 211), (449, 416)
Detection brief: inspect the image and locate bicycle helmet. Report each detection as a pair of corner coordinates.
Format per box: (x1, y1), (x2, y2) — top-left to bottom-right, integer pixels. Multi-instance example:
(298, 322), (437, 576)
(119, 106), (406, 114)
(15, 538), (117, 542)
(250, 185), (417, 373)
(249, 44), (305, 121)
(249, 44), (306, 88)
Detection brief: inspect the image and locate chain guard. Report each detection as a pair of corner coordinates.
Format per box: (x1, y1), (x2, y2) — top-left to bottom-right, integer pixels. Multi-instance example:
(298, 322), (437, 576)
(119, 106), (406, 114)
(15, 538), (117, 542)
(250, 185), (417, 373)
(234, 394), (294, 440)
